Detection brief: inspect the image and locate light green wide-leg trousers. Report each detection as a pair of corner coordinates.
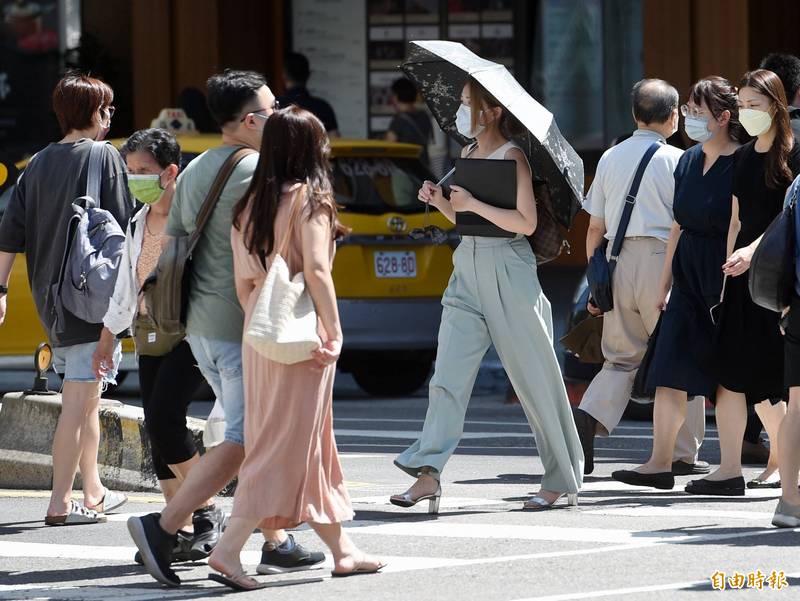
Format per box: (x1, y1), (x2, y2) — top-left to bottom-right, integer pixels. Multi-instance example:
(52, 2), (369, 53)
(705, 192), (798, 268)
(395, 236), (584, 493)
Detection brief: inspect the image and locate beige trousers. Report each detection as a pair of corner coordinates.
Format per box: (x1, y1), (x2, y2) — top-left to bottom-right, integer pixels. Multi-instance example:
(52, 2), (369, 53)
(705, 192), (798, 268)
(580, 237), (706, 463)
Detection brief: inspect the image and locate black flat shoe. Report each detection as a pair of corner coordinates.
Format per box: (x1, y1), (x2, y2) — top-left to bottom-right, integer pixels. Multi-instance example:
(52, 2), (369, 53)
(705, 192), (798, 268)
(612, 469), (674, 490)
(672, 460), (711, 476)
(685, 477), (745, 496)
(572, 407), (597, 475)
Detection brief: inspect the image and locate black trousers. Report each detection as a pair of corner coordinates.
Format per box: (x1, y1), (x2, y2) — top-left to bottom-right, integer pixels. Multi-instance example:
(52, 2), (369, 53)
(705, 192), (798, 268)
(139, 341), (206, 480)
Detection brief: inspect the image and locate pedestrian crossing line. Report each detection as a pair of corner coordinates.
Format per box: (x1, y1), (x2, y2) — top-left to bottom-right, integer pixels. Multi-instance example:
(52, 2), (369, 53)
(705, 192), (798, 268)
(584, 507), (775, 521)
(0, 525), (794, 585)
(509, 570), (800, 601)
(345, 521), (687, 544)
(334, 428), (720, 441)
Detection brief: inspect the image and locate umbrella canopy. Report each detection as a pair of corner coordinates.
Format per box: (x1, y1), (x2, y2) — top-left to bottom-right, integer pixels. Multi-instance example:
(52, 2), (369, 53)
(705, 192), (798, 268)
(401, 40), (584, 229)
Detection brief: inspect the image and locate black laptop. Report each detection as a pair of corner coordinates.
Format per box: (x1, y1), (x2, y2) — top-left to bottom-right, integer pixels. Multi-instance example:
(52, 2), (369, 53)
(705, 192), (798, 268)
(452, 158), (517, 238)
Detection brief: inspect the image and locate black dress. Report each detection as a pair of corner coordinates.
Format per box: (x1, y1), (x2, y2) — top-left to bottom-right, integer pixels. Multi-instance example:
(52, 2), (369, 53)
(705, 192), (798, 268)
(711, 141), (800, 404)
(647, 144), (731, 397)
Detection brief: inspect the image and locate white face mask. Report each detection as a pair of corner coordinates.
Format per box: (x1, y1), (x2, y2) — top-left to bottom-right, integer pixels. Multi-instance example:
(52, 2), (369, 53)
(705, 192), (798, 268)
(455, 104), (484, 139)
(739, 108), (773, 136)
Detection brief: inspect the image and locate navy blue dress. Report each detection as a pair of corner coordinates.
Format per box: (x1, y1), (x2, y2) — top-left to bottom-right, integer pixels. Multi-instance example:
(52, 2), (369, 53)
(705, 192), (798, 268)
(647, 144), (732, 397)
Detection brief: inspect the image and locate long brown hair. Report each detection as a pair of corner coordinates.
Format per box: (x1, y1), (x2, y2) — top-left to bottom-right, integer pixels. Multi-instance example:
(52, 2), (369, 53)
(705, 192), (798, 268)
(740, 69), (795, 189)
(468, 76), (525, 139)
(689, 76), (749, 144)
(233, 106), (346, 257)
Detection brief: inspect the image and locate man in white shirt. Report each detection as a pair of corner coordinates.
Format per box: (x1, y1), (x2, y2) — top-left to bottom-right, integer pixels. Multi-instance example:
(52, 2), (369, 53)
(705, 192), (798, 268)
(573, 79), (706, 476)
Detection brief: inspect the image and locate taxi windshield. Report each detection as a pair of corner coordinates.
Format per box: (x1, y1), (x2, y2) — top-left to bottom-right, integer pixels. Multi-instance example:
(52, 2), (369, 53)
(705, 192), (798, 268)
(332, 157), (429, 215)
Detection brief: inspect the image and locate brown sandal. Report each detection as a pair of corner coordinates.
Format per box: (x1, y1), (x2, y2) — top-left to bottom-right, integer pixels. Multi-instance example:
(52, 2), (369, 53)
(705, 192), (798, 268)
(331, 555), (387, 578)
(209, 570), (266, 591)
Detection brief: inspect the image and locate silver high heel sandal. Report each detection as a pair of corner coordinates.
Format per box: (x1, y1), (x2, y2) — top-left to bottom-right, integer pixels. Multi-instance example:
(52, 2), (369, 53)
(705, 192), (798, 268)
(389, 485), (442, 514)
(522, 492), (578, 511)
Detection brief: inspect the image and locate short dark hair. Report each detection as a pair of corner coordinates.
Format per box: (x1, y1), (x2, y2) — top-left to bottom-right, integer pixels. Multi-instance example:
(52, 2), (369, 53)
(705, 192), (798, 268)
(52, 72), (114, 135)
(120, 128), (182, 169)
(631, 79), (679, 125)
(759, 53), (800, 104)
(206, 69), (267, 127)
(391, 77), (418, 103)
(284, 52), (310, 85)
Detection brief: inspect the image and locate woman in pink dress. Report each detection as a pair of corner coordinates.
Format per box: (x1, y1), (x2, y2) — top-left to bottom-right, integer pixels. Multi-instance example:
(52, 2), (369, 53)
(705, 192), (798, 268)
(207, 107), (385, 591)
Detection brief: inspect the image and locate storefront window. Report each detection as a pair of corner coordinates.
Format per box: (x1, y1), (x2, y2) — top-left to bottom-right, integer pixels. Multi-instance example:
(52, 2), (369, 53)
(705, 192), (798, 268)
(532, 0), (642, 150)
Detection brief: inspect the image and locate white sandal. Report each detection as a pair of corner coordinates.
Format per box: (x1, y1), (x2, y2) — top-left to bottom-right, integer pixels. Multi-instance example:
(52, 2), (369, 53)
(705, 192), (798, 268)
(45, 499), (107, 526)
(85, 488), (128, 514)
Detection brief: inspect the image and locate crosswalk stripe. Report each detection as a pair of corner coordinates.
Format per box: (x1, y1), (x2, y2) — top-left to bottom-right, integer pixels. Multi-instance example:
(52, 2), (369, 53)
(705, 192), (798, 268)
(509, 571), (800, 601)
(334, 429), (720, 442)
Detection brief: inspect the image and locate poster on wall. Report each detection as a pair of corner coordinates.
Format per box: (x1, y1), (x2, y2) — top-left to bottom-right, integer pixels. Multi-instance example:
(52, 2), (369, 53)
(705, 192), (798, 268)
(293, 0), (368, 139)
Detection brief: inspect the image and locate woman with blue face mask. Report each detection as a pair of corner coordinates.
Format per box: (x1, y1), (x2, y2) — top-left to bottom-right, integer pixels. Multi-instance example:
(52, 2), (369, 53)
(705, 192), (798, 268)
(613, 77), (749, 492)
(390, 77), (584, 512)
(93, 129), (224, 559)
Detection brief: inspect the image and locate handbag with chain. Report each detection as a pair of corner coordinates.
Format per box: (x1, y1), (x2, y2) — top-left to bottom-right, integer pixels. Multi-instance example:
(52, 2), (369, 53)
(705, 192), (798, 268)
(586, 142), (661, 313)
(244, 184), (322, 364)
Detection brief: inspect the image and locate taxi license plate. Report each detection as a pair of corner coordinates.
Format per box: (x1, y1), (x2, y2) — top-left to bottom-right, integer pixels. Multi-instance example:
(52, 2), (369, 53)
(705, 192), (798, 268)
(374, 251), (417, 279)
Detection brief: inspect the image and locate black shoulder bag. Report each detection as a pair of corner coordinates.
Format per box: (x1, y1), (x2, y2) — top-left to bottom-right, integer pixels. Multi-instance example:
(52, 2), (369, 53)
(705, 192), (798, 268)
(748, 179), (799, 312)
(586, 142), (661, 313)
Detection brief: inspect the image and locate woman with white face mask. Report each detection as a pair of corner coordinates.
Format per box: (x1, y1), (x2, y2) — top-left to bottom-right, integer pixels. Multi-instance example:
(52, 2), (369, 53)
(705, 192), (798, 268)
(390, 77), (584, 512)
(93, 129), (223, 557)
(691, 69), (800, 497)
(613, 77), (749, 492)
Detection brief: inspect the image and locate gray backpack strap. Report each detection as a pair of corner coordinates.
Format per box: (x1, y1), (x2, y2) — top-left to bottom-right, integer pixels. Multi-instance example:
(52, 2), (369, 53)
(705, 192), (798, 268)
(86, 141), (106, 204)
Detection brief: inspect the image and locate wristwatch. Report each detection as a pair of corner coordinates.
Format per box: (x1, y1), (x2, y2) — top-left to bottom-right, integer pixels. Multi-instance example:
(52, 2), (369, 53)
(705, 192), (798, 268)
(0, 284), (7, 295)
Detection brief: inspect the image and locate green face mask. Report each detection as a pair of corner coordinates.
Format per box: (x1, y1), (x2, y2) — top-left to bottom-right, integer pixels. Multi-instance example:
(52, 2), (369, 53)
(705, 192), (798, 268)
(128, 172), (166, 205)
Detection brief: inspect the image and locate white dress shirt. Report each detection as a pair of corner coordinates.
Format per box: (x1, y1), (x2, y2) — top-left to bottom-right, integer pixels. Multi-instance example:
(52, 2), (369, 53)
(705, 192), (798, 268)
(582, 129), (684, 242)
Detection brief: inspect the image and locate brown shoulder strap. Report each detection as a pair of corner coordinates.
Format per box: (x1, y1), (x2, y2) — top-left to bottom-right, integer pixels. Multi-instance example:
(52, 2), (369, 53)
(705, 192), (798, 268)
(189, 146), (257, 249)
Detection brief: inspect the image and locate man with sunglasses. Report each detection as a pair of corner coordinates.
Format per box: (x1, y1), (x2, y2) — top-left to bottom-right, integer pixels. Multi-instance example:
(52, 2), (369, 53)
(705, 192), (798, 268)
(128, 70), (324, 588)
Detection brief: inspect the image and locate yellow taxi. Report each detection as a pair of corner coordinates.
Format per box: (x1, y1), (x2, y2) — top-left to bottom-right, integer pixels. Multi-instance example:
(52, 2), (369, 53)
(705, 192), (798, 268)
(0, 136), (454, 396)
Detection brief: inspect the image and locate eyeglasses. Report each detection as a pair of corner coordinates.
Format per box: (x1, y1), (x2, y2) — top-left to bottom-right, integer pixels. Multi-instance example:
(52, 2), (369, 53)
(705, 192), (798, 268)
(239, 100), (281, 122)
(680, 104), (707, 118)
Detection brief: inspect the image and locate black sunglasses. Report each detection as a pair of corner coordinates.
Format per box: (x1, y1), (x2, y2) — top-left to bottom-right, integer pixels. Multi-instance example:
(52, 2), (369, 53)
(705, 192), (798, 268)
(239, 100), (281, 122)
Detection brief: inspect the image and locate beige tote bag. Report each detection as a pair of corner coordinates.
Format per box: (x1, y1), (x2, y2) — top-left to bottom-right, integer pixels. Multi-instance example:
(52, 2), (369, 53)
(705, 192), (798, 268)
(244, 185), (321, 364)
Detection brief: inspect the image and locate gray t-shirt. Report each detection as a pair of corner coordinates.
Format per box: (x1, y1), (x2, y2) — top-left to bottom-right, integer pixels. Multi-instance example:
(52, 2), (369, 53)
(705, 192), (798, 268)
(166, 145), (259, 342)
(0, 139), (133, 347)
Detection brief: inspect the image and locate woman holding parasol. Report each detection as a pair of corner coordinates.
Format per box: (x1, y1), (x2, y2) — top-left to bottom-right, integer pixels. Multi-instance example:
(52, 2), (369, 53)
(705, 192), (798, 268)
(390, 70), (584, 512)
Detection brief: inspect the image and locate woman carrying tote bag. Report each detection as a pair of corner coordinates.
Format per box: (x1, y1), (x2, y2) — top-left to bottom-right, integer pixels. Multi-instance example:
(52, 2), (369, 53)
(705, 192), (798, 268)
(207, 107), (384, 591)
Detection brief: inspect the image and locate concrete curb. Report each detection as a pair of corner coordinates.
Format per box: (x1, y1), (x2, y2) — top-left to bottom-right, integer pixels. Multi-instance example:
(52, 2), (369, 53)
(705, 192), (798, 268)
(0, 392), (205, 492)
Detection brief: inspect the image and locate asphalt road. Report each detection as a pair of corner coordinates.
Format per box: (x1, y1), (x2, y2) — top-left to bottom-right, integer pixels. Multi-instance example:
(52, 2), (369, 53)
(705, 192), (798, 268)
(2, 388), (799, 601)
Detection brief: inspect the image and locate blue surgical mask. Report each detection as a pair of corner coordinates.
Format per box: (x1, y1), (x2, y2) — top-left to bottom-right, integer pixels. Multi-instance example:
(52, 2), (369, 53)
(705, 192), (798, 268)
(684, 115), (713, 143)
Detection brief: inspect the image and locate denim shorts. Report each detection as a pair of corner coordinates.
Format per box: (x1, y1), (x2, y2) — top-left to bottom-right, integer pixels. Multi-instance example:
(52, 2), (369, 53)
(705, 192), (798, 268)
(186, 335), (244, 446)
(52, 339), (122, 385)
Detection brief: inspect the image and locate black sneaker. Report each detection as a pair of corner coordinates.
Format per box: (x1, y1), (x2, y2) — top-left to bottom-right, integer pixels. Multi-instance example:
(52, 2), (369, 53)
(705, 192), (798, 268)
(189, 505), (226, 560)
(127, 513), (180, 587)
(256, 534), (326, 575)
(134, 530), (194, 566)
